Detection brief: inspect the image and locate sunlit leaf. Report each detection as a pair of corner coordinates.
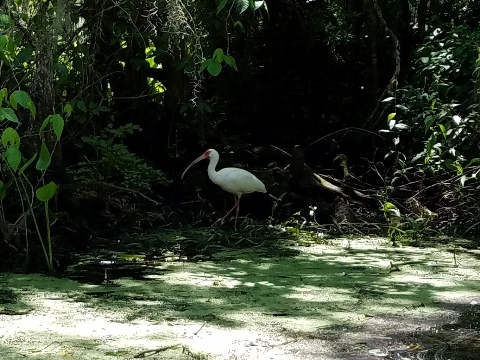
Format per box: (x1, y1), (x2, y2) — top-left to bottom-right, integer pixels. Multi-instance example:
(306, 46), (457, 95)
(36, 181), (57, 202)
(254, 0), (264, 10)
(387, 113), (396, 121)
(438, 123), (446, 139)
(236, 0), (249, 13)
(381, 97), (395, 102)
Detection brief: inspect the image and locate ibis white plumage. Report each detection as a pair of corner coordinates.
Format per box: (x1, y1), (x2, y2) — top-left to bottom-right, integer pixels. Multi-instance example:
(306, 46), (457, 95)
(181, 149), (266, 228)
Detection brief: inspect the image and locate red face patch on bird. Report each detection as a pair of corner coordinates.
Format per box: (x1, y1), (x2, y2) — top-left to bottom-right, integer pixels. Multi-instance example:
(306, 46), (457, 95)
(203, 150), (211, 158)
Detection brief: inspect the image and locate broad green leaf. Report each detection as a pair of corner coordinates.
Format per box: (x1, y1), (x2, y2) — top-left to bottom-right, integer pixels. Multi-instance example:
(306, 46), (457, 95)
(236, 0), (249, 13)
(213, 48), (224, 62)
(5, 147), (21, 171)
(217, 0), (229, 14)
(0, 107), (19, 123)
(36, 140), (51, 170)
(207, 61), (222, 76)
(36, 181), (57, 202)
(199, 59), (211, 73)
(18, 153), (37, 175)
(1, 127), (20, 148)
(10, 90), (36, 118)
(223, 54), (238, 70)
(14, 47), (33, 65)
(63, 103), (73, 117)
(387, 113), (396, 121)
(51, 114), (64, 139)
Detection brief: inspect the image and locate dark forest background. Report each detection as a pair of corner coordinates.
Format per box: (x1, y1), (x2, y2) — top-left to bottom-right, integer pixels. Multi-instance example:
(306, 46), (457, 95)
(0, 0), (479, 271)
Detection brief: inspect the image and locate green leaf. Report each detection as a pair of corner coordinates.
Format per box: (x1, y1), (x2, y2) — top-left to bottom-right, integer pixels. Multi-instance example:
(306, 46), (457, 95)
(77, 100), (87, 112)
(0, 107), (19, 123)
(199, 59), (211, 73)
(0, 34), (8, 50)
(213, 48), (224, 63)
(236, 0), (249, 13)
(63, 103), (73, 117)
(0, 88), (8, 102)
(444, 158), (456, 171)
(39, 116), (51, 134)
(18, 153), (37, 175)
(5, 147), (21, 171)
(438, 123), (447, 140)
(0, 14), (12, 27)
(51, 114), (64, 139)
(217, 0), (229, 14)
(254, 1), (264, 10)
(223, 54), (238, 70)
(1, 127), (20, 148)
(424, 115), (437, 134)
(382, 202), (401, 217)
(381, 97), (395, 102)
(10, 90), (36, 118)
(387, 113), (396, 121)
(14, 47), (33, 65)
(465, 158), (480, 168)
(36, 140), (51, 170)
(207, 61), (222, 76)
(36, 181), (57, 202)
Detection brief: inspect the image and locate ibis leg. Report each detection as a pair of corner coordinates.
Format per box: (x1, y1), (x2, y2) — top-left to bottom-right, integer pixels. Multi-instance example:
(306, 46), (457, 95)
(213, 195), (241, 228)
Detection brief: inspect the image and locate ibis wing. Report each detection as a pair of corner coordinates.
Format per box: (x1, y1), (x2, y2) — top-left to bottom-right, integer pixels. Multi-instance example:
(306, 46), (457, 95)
(213, 167), (266, 195)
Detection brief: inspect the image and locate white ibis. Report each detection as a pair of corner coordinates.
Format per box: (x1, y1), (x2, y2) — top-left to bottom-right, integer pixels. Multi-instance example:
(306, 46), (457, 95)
(181, 149), (266, 228)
